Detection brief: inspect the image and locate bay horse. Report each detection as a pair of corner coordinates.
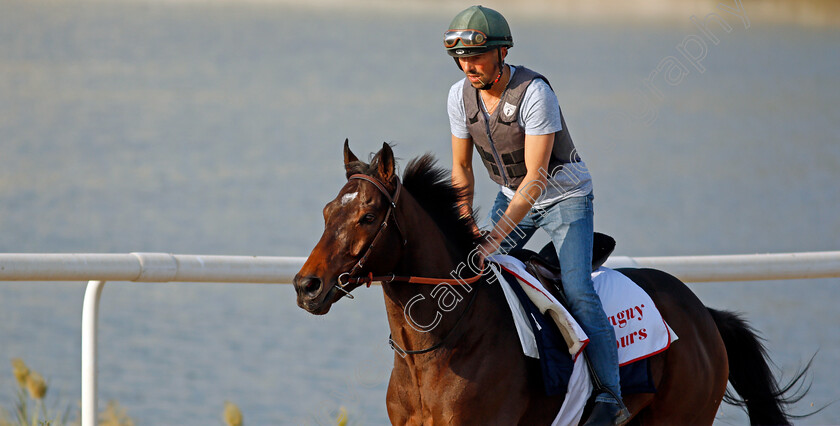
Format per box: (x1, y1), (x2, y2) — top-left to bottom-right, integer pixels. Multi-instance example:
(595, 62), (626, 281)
(293, 141), (809, 425)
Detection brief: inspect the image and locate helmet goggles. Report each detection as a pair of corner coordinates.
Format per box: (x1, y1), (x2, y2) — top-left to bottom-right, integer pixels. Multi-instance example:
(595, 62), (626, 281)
(444, 29), (500, 48)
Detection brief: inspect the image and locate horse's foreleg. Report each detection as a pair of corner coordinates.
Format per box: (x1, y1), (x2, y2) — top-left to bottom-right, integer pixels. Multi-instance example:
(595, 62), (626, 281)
(386, 364), (425, 425)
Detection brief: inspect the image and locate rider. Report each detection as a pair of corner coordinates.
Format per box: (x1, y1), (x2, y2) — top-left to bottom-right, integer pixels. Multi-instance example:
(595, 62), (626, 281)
(444, 6), (630, 425)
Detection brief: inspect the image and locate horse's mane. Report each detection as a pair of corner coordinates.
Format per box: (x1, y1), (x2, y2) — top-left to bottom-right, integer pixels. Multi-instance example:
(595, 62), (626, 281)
(401, 154), (481, 255)
(345, 152), (481, 256)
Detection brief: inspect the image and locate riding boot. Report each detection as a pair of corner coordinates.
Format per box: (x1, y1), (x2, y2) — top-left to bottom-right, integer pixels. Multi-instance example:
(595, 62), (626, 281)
(581, 352), (630, 426)
(582, 400), (631, 426)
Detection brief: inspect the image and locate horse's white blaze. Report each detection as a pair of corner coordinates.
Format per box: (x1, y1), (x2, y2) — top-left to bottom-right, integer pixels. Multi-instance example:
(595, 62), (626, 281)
(341, 192), (358, 205)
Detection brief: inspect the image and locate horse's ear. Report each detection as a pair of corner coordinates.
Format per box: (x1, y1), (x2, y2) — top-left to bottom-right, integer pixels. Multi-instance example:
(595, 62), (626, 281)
(374, 142), (395, 183)
(344, 138), (360, 178)
(344, 138), (359, 165)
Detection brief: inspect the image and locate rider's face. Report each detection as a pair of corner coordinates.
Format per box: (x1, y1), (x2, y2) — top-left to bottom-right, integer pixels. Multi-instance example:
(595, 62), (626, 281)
(458, 48), (507, 88)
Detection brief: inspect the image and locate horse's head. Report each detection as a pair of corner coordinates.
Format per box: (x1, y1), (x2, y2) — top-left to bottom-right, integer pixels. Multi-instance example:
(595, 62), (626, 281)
(294, 140), (404, 314)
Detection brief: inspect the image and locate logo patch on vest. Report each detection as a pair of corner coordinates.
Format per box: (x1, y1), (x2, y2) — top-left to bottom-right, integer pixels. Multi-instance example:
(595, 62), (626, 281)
(503, 102), (517, 118)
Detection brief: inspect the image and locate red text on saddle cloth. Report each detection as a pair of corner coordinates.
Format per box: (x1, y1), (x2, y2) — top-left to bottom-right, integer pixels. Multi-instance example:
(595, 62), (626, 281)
(609, 305), (645, 328)
(592, 267), (677, 366)
(609, 304), (649, 349)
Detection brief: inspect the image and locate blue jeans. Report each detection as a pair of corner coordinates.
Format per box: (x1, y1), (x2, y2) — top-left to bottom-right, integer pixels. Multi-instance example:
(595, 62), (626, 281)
(490, 191), (621, 404)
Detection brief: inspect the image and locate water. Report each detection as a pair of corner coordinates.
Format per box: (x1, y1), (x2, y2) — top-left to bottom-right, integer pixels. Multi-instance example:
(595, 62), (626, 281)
(1, 0), (838, 424)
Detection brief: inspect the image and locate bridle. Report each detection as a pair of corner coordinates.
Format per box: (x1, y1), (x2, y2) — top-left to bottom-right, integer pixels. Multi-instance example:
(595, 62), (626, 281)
(333, 173), (406, 299)
(334, 173), (486, 355)
(335, 173), (484, 298)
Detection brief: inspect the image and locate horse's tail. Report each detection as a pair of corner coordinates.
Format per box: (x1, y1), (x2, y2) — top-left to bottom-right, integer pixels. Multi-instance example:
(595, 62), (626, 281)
(707, 308), (812, 426)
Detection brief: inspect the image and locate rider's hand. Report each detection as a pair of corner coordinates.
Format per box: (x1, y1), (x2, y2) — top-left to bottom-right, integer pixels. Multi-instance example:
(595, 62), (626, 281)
(476, 232), (502, 268)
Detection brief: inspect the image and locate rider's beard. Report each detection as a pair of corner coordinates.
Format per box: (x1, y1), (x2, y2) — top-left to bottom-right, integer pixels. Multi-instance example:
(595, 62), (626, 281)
(467, 63), (501, 91)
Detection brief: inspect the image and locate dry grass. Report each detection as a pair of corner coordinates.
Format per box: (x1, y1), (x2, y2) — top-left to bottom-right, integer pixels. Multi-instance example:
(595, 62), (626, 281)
(1, 359), (134, 426)
(2, 359), (350, 425)
(223, 401), (243, 426)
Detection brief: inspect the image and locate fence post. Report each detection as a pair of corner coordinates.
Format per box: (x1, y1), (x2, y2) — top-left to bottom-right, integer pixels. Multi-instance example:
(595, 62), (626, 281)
(82, 280), (105, 426)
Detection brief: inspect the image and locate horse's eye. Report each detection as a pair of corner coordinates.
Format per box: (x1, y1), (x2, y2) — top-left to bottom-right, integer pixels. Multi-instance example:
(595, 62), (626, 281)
(360, 213), (377, 224)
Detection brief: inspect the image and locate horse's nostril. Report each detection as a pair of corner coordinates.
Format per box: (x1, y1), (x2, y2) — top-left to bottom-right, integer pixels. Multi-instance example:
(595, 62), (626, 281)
(303, 276), (323, 295)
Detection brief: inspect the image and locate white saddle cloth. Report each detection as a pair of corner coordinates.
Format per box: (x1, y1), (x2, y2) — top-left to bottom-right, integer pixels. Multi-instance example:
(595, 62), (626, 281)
(487, 254), (678, 425)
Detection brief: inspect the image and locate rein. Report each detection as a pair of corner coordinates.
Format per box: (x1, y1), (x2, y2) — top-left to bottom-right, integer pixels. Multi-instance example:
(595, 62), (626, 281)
(389, 285), (479, 356)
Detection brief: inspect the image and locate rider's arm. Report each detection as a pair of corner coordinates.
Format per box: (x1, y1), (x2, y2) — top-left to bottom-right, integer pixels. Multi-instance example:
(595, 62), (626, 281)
(483, 79), (562, 249)
(448, 79), (476, 218)
(482, 133), (553, 250)
(451, 134), (475, 218)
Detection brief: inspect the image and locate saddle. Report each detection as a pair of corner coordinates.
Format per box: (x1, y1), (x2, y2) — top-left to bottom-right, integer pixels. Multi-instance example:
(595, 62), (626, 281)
(509, 232), (616, 304)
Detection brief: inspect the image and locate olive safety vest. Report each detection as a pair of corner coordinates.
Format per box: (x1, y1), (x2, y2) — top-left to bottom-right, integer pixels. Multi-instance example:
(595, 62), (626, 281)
(463, 66), (579, 190)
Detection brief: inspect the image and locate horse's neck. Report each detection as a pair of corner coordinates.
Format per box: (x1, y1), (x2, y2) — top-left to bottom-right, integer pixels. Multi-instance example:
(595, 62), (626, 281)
(389, 190), (460, 280)
(380, 191), (497, 362)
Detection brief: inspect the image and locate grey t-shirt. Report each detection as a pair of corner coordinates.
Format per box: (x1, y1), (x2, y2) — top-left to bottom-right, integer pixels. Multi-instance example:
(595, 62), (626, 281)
(448, 66), (592, 208)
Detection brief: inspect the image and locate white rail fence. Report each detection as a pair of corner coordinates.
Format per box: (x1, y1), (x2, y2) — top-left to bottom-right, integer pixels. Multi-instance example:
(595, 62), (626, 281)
(2, 251), (840, 426)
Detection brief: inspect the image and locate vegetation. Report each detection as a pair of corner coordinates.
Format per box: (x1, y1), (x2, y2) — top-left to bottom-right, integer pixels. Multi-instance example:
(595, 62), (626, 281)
(223, 401), (242, 426)
(1, 359), (133, 426)
(335, 406), (348, 426)
(0, 358), (71, 426)
(1, 359), (348, 425)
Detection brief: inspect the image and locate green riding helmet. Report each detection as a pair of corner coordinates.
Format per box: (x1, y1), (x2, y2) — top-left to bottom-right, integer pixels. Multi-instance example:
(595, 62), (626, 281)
(444, 5), (513, 58)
